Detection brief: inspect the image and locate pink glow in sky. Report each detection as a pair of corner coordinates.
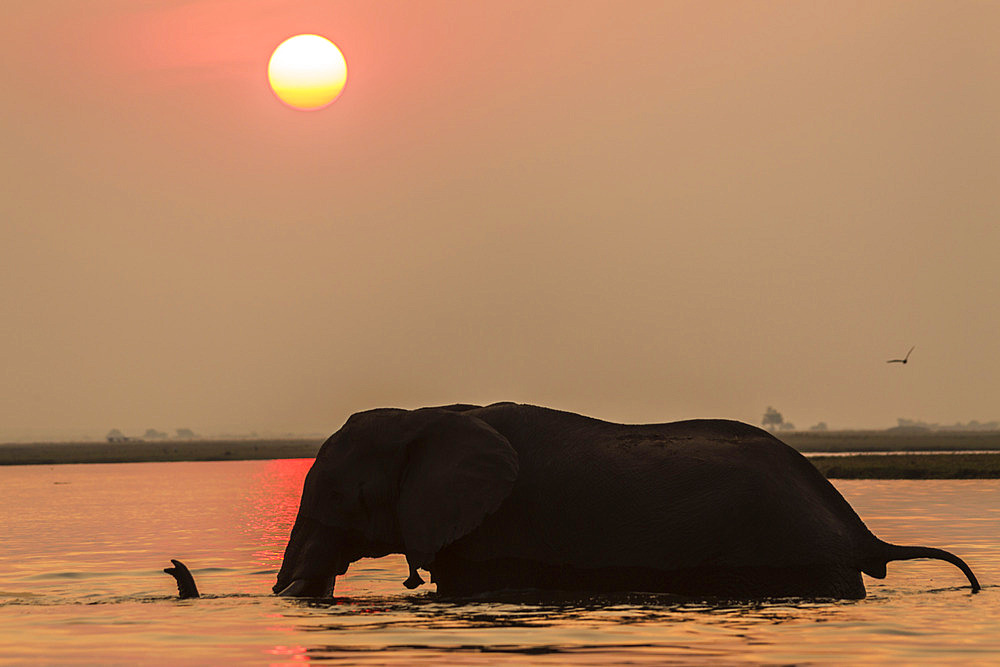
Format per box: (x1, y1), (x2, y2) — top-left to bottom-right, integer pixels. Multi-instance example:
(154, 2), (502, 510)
(1, 1), (998, 440)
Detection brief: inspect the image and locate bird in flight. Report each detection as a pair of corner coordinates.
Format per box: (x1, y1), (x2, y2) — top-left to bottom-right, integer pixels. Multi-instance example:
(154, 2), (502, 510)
(887, 346), (915, 364)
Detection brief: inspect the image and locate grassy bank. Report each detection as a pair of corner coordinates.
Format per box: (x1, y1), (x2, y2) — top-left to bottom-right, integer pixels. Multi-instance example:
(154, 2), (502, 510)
(4, 432), (1000, 479)
(808, 453), (1000, 479)
(0, 438), (323, 466)
(780, 430), (1000, 453)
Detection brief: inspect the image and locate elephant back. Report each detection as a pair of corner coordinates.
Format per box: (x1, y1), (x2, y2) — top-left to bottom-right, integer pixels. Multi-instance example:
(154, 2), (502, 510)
(448, 404), (876, 573)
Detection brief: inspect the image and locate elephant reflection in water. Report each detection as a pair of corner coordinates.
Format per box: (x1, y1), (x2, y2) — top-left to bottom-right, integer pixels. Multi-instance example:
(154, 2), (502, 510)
(273, 402), (980, 599)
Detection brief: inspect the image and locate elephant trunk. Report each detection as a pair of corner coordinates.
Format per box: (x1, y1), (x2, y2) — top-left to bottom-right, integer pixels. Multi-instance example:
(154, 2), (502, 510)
(273, 516), (347, 597)
(876, 541), (980, 593)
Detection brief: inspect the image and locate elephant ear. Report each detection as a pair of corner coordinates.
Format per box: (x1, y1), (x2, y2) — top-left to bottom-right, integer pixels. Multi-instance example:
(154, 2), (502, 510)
(397, 409), (519, 572)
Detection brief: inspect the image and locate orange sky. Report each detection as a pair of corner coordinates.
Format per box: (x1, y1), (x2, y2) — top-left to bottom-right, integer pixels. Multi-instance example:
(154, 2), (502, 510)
(1, 1), (998, 440)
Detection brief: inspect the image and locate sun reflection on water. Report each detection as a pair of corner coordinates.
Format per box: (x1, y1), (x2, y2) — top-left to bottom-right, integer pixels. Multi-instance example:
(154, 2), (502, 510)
(241, 458), (313, 568)
(0, 463), (996, 664)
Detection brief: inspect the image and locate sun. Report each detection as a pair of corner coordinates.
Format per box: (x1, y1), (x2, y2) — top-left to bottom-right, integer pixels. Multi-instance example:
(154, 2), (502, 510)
(268, 34), (347, 111)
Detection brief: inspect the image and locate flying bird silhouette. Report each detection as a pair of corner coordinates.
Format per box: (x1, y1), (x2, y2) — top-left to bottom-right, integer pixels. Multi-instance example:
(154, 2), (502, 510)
(886, 346), (915, 364)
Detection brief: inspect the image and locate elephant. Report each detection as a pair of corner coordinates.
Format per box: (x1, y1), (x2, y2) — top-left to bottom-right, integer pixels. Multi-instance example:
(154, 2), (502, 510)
(273, 402), (980, 599)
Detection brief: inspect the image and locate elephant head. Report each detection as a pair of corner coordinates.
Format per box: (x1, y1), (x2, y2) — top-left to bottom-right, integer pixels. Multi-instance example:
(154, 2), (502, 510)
(273, 406), (519, 596)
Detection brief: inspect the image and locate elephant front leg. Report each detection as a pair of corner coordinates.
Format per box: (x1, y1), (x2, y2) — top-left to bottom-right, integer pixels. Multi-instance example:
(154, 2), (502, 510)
(403, 554), (426, 589)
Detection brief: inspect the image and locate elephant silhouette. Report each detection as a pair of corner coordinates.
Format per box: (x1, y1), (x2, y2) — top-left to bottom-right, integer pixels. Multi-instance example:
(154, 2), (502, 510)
(274, 403), (979, 599)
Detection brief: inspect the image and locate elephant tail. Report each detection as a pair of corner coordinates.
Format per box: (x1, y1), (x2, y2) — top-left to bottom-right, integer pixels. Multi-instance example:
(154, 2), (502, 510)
(864, 541), (980, 593)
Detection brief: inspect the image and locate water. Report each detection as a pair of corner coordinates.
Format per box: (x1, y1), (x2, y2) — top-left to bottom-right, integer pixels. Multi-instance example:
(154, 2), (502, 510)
(1, 460), (997, 664)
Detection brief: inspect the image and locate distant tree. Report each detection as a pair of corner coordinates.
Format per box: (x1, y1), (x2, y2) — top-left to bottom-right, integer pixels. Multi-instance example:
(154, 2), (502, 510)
(175, 428), (196, 439)
(106, 429), (128, 443)
(809, 422), (828, 432)
(144, 429), (168, 440)
(762, 407), (784, 431)
(778, 422), (796, 431)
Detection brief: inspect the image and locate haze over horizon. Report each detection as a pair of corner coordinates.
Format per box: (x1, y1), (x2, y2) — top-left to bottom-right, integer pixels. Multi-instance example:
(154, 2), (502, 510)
(2, 2), (997, 441)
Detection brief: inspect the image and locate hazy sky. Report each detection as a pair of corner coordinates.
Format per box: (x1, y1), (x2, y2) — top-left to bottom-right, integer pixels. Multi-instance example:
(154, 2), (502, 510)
(2, 1), (997, 440)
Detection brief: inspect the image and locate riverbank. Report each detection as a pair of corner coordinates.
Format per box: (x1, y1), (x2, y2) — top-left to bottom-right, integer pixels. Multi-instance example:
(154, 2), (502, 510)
(0, 438), (323, 466)
(3, 432), (1000, 478)
(780, 430), (1000, 452)
(808, 453), (1000, 479)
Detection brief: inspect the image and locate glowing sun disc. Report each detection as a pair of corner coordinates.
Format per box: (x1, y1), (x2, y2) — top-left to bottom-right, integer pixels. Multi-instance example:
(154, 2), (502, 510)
(268, 34), (347, 111)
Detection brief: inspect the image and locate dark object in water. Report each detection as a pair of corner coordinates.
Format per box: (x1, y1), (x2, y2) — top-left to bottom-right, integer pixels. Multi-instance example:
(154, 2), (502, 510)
(164, 559), (199, 599)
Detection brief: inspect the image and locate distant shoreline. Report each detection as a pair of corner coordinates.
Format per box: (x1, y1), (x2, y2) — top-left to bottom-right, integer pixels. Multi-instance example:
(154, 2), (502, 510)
(783, 431), (1000, 478)
(778, 430), (1000, 453)
(0, 438), (324, 466)
(3, 432), (1000, 478)
(806, 453), (1000, 479)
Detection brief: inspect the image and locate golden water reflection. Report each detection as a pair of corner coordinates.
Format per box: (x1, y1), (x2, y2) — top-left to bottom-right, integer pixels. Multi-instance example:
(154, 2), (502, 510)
(0, 462), (996, 664)
(242, 458), (313, 569)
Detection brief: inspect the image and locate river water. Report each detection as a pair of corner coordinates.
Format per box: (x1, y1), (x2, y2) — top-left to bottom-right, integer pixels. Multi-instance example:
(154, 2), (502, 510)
(1, 460), (997, 664)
